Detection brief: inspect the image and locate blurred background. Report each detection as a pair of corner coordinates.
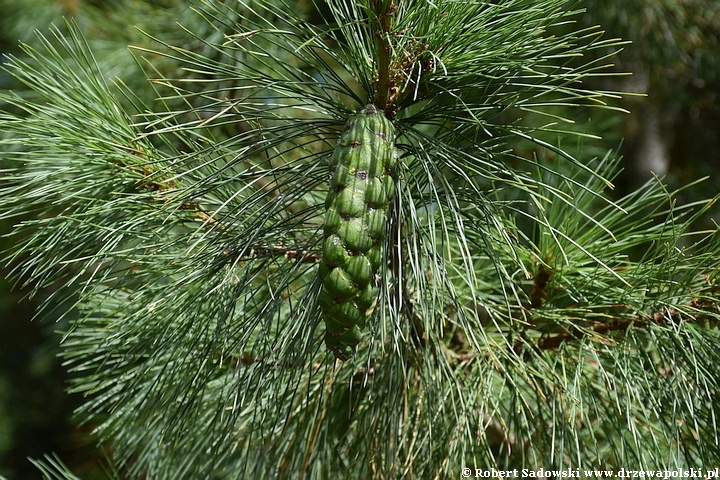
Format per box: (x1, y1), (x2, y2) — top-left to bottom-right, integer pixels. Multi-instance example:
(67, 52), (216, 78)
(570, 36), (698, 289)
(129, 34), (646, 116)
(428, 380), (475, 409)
(0, 0), (718, 477)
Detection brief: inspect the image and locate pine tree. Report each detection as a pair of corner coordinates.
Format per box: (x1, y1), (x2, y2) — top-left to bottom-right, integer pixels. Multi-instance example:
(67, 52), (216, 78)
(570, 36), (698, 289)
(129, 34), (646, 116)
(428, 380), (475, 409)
(1, 0), (720, 478)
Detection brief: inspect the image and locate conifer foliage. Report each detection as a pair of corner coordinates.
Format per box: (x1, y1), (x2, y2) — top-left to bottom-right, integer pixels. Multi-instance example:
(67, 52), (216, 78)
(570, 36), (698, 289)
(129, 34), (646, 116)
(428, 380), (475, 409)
(1, 0), (720, 477)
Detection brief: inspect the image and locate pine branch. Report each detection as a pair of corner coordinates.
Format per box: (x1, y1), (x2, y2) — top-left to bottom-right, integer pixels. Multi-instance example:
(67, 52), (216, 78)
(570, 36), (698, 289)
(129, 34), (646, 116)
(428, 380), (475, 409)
(2, 1), (720, 477)
(515, 302), (712, 359)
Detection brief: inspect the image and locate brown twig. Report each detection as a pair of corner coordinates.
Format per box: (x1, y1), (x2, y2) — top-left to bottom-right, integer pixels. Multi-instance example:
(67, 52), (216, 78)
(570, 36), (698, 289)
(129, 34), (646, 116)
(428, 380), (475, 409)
(513, 307), (688, 360)
(215, 353), (309, 369)
(242, 246), (321, 263)
(177, 198), (322, 264)
(371, 0), (436, 120)
(530, 263), (553, 309)
(372, 0), (395, 115)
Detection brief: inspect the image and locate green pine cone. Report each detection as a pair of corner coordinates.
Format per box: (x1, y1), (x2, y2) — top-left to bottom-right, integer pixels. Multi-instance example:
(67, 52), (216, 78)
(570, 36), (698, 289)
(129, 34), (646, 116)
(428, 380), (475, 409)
(320, 104), (397, 360)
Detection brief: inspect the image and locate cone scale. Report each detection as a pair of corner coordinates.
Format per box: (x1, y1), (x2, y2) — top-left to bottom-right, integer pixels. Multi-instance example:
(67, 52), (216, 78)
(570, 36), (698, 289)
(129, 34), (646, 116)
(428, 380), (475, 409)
(319, 104), (397, 360)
